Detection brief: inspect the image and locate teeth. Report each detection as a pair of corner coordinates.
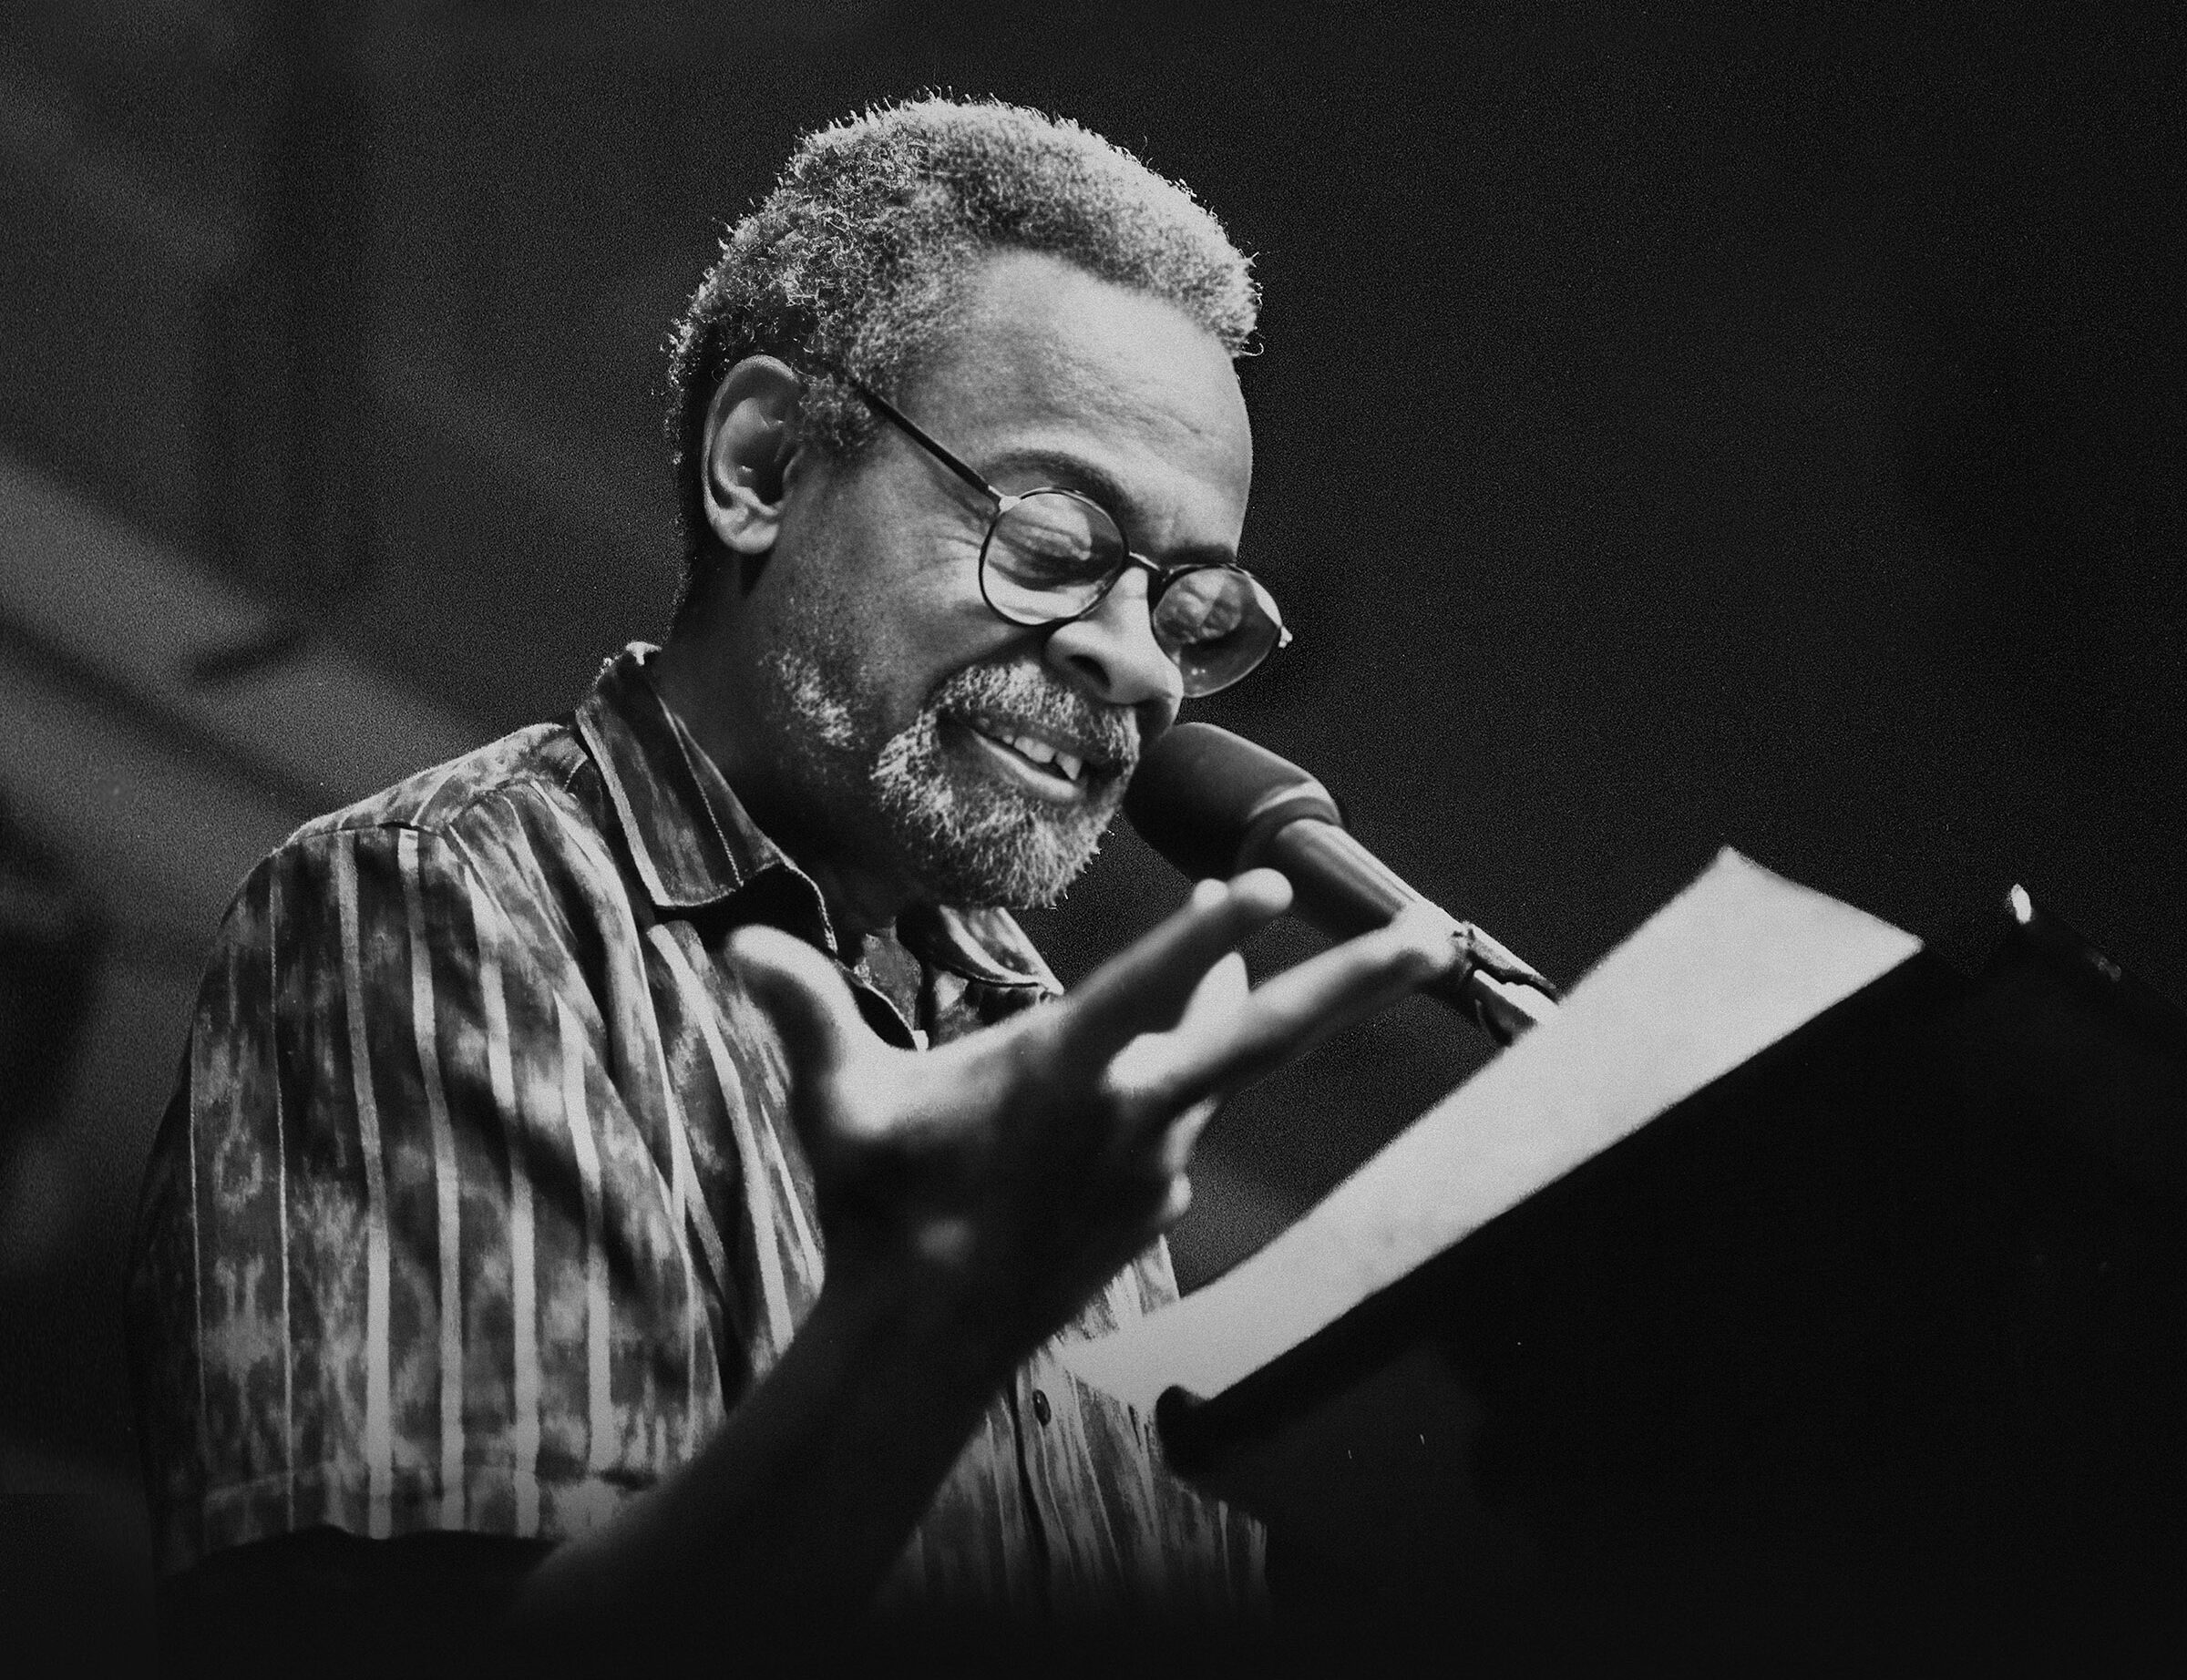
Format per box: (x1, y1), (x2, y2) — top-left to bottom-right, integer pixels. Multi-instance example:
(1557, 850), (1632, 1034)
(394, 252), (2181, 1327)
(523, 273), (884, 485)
(989, 727), (1088, 784)
(1009, 732), (1057, 767)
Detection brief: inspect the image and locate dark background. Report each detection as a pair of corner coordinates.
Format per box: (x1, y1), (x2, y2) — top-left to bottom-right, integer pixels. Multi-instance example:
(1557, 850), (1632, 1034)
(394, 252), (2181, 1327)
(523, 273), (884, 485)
(3, 0), (2182, 1664)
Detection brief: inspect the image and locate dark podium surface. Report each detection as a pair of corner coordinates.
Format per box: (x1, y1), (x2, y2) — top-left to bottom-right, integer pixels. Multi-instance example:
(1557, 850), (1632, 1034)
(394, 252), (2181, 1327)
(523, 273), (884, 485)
(1174, 903), (2187, 1666)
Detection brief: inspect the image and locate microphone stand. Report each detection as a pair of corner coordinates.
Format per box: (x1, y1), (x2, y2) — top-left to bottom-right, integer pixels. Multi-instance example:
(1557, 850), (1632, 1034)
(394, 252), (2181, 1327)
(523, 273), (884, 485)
(1260, 819), (1560, 1046)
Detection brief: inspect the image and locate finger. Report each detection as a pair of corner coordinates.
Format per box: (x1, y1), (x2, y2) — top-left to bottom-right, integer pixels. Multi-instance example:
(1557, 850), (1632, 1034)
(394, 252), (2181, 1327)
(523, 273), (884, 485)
(1104, 958), (1248, 1110)
(1155, 1097), (1221, 1175)
(1062, 870), (1292, 1060)
(1159, 1173), (1194, 1227)
(1159, 903), (1459, 1103)
(1179, 952), (1250, 1038)
(727, 925), (870, 1087)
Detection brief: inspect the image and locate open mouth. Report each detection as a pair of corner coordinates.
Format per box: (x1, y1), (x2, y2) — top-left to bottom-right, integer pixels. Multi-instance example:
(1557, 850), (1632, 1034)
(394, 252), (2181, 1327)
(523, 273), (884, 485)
(953, 715), (1113, 797)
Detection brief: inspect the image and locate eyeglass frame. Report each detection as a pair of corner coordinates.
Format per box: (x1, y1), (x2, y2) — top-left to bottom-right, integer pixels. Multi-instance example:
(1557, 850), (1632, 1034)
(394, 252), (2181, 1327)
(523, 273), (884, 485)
(840, 374), (1291, 695)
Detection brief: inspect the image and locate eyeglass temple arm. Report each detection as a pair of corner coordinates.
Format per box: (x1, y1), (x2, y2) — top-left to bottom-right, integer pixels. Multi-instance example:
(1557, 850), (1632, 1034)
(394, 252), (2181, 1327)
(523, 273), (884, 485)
(846, 376), (1004, 505)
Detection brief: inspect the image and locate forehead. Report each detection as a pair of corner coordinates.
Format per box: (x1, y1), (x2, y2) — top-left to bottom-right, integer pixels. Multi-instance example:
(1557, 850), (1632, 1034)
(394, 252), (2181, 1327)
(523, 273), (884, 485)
(899, 252), (1253, 538)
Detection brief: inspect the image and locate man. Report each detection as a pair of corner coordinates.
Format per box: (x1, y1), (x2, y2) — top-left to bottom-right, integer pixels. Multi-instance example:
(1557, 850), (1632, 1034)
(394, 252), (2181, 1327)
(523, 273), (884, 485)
(128, 97), (1452, 1666)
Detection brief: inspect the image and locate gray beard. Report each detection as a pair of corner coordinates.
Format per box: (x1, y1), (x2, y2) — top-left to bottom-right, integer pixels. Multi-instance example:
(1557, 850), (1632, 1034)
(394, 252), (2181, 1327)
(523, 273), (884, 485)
(767, 649), (1136, 910)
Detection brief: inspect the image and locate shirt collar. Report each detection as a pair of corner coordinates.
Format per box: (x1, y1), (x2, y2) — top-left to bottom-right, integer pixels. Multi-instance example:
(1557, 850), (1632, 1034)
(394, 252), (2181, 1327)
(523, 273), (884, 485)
(900, 902), (1059, 992)
(576, 644), (1053, 991)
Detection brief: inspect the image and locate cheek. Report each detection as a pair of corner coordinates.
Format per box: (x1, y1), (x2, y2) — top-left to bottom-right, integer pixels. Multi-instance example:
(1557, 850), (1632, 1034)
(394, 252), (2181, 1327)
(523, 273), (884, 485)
(777, 474), (1041, 711)
(794, 558), (1026, 731)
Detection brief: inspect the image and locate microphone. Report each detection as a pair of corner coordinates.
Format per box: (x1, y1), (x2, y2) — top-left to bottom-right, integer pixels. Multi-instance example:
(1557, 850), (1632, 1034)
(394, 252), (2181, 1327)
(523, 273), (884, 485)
(1124, 723), (1559, 1045)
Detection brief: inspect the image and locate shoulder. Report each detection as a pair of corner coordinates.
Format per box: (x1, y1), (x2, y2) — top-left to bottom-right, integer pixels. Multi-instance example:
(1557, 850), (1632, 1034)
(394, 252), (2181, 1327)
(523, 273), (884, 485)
(208, 717), (632, 956)
(286, 718), (600, 848)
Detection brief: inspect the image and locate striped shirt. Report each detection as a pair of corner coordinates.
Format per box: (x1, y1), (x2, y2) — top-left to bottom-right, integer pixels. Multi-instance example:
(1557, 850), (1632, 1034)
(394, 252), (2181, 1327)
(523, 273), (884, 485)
(127, 642), (1264, 1624)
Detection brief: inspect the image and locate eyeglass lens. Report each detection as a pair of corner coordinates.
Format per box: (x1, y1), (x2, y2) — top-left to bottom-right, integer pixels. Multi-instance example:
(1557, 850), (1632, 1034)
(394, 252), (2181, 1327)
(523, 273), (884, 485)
(981, 491), (1282, 696)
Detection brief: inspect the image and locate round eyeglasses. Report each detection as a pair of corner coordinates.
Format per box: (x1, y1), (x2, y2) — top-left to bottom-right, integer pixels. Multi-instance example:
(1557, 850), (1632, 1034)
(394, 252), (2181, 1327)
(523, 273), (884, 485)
(847, 377), (1290, 697)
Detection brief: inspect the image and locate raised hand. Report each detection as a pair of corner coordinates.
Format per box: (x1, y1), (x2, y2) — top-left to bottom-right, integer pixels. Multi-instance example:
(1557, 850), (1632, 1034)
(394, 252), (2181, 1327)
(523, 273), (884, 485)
(729, 870), (1457, 1368)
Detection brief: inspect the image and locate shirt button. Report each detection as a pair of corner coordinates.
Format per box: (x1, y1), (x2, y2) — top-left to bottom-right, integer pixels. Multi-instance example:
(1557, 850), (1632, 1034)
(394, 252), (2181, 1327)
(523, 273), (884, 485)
(1031, 1388), (1052, 1426)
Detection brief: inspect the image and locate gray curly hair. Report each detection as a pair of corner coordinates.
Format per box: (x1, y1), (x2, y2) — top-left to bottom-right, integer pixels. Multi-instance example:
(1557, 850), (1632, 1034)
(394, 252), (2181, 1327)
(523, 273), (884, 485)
(662, 97), (1259, 608)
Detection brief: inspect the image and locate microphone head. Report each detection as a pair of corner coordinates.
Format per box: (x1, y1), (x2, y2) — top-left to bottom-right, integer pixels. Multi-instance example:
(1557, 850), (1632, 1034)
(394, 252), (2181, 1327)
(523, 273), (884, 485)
(1124, 722), (1344, 882)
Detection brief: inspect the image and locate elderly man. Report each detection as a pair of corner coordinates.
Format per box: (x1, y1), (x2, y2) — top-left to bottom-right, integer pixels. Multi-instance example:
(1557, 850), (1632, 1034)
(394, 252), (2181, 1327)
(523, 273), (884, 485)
(128, 98), (1450, 1665)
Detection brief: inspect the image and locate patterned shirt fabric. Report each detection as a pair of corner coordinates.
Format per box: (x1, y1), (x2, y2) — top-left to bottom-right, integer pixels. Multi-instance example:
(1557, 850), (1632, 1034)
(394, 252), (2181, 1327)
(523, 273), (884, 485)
(127, 643), (1265, 1625)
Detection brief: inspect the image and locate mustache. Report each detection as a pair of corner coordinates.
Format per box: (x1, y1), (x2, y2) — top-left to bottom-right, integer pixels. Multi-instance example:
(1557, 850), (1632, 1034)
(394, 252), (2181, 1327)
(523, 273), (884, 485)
(931, 660), (1140, 773)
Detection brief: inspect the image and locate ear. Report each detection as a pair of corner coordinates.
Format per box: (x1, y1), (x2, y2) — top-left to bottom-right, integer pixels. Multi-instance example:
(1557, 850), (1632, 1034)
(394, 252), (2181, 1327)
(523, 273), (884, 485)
(700, 356), (804, 556)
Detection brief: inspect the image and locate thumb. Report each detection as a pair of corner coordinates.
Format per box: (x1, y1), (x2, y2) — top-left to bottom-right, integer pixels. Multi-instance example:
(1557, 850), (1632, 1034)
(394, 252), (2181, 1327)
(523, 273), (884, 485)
(727, 925), (866, 1084)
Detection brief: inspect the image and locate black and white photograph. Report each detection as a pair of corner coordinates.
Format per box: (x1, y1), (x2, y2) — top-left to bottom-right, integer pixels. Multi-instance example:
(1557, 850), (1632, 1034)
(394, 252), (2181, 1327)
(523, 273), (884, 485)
(4, 3), (2184, 1671)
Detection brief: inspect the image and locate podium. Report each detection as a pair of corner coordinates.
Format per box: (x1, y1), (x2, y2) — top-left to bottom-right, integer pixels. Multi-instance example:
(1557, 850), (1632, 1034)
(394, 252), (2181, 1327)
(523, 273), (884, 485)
(1131, 870), (2187, 1664)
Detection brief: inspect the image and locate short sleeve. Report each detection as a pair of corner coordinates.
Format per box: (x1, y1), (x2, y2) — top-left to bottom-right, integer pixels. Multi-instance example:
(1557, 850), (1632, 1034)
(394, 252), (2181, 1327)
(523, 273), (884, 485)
(128, 818), (724, 1575)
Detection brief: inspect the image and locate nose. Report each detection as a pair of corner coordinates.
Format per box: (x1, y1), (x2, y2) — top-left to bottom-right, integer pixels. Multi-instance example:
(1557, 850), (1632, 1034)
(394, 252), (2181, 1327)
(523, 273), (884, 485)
(1042, 569), (1185, 715)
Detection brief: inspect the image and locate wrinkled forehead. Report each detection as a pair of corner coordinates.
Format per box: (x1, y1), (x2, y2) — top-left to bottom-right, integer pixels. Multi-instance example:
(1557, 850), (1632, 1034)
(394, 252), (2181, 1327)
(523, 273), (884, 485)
(901, 251), (1254, 520)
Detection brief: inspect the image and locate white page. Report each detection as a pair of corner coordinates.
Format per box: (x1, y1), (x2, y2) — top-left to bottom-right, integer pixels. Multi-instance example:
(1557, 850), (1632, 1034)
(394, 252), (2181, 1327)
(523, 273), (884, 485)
(1060, 849), (1923, 1417)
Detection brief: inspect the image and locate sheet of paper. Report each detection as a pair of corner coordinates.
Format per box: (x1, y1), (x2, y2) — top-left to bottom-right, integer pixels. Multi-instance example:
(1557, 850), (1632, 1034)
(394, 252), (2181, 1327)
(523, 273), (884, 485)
(1060, 848), (1923, 1417)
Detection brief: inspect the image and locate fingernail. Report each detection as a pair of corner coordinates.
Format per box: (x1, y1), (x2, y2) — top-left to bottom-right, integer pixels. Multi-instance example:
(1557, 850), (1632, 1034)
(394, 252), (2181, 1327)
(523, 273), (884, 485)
(1190, 877), (1228, 910)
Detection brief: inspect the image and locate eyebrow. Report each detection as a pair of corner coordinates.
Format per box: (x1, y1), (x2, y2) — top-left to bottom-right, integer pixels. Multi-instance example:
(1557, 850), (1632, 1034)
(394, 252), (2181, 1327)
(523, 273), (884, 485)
(975, 446), (1243, 569)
